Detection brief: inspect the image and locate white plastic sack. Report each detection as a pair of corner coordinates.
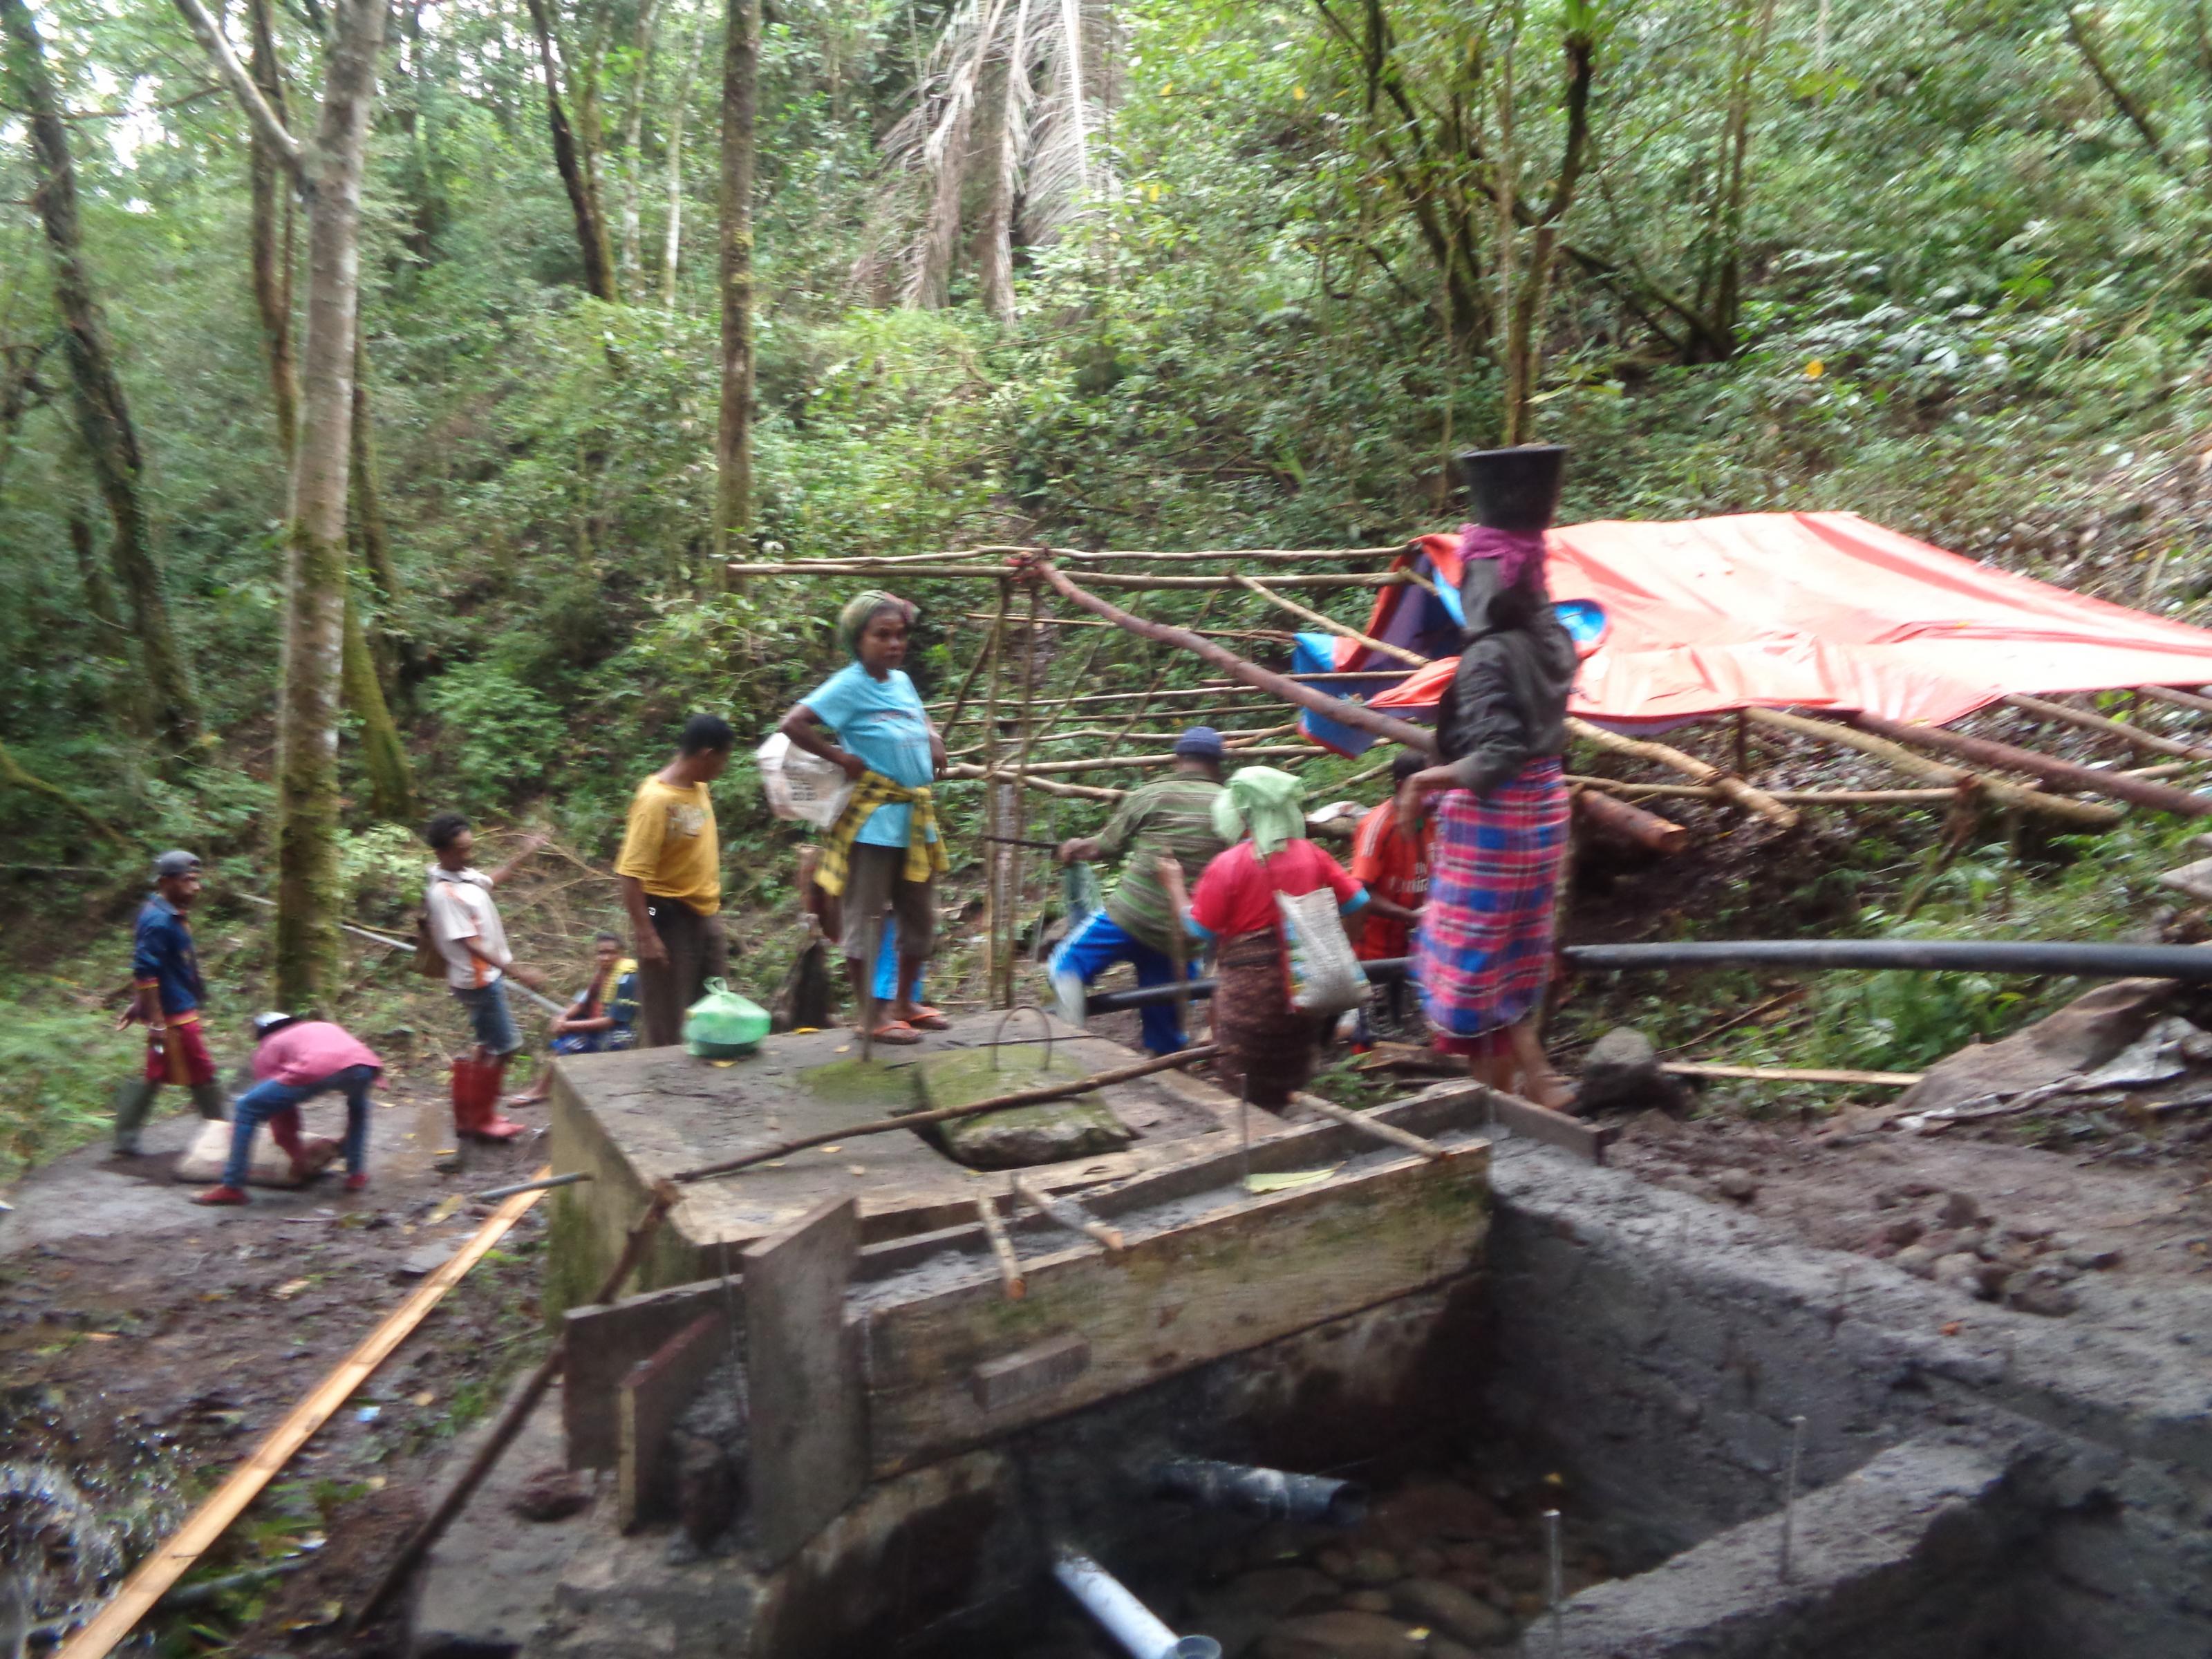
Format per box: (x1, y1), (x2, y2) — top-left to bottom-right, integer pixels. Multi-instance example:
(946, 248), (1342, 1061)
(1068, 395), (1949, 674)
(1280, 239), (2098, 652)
(756, 733), (854, 830)
(1276, 887), (1372, 1016)
(172, 1118), (335, 1188)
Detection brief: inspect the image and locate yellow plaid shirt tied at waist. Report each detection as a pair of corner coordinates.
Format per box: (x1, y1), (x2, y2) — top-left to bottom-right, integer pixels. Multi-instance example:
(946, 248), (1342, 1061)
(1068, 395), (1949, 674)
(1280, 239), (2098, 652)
(815, 771), (951, 896)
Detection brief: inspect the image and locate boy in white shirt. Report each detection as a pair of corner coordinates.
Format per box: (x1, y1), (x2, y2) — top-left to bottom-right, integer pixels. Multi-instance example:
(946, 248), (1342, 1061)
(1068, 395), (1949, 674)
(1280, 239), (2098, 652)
(422, 812), (549, 1139)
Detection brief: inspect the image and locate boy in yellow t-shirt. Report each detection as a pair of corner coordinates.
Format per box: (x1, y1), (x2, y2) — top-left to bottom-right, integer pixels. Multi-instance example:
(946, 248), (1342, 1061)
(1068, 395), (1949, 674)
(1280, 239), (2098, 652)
(615, 713), (735, 1047)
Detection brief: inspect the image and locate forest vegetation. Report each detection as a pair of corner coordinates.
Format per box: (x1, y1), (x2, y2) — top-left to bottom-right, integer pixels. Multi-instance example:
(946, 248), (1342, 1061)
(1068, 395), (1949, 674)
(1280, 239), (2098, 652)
(6, 0), (2212, 1165)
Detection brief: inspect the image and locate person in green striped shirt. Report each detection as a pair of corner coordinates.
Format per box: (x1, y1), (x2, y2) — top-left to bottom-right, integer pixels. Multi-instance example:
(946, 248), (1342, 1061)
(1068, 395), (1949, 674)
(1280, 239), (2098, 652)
(1049, 728), (1230, 1053)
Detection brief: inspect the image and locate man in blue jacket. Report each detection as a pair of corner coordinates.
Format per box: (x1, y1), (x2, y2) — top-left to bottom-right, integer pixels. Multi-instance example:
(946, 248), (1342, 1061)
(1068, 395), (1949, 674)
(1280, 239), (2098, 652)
(113, 850), (230, 1155)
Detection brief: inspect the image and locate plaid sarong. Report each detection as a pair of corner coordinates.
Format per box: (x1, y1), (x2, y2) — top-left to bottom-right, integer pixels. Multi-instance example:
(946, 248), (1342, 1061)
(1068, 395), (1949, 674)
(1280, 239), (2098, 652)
(815, 770), (950, 898)
(1412, 758), (1568, 1042)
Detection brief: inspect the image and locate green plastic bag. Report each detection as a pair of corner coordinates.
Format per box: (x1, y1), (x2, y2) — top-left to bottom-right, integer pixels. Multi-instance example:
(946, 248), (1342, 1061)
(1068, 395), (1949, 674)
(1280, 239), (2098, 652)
(685, 978), (771, 1058)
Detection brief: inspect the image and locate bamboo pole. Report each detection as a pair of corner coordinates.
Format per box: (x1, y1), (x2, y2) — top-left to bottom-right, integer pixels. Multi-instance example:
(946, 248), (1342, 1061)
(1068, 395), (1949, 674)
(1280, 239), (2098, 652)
(60, 1176), (553, 1659)
(2003, 692), (2212, 762)
(975, 1195), (1027, 1299)
(1103, 590), (1222, 760)
(1566, 718), (1800, 828)
(1568, 776), (1965, 806)
(1289, 1092), (1448, 1160)
(1662, 1062), (1922, 1086)
(1573, 787), (1690, 854)
(727, 560), (1413, 590)
(983, 579), (1010, 1008)
(1030, 563), (1439, 753)
(1231, 572), (1425, 666)
(673, 1045), (1219, 1183)
(949, 744), (1320, 776)
(937, 583), (1006, 744)
(1848, 709), (2212, 818)
(961, 610), (1293, 643)
(807, 543), (1410, 566)
(1739, 707), (2122, 827)
(1010, 1174), (1125, 1253)
(946, 763), (1126, 801)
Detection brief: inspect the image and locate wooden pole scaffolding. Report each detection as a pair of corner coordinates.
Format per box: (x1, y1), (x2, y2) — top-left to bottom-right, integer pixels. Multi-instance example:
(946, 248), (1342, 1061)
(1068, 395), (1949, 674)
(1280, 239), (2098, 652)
(1740, 707), (2123, 827)
(1848, 710), (2212, 818)
(1027, 563), (1441, 754)
(727, 559), (1413, 591)
(2135, 684), (2212, 717)
(1231, 573), (1423, 666)
(1566, 718), (1800, 829)
(937, 583), (1007, 745)
(983, 579), (1011, 1006)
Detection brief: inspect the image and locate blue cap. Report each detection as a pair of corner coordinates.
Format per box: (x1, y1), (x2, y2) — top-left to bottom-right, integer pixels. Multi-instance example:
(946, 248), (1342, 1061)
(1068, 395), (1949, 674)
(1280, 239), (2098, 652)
(1173, 726), (1226, 760)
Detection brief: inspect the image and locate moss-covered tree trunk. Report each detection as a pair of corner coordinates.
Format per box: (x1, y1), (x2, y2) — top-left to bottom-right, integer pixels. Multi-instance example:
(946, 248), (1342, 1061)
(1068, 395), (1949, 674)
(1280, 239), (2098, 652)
(3, 0), (202, 756)
(174, 0), (391, 1004)
(713, 0), (759, 571)
(662, 12), (707, 310)
(341, 585), (412, 821)
(527, 0), (620, 302)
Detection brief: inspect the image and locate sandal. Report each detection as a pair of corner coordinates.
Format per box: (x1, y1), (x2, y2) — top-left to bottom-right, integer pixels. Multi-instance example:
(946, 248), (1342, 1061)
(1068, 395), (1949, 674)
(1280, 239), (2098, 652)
(866, 1020), (924, 1045)
(903, 1006), (951, 1031)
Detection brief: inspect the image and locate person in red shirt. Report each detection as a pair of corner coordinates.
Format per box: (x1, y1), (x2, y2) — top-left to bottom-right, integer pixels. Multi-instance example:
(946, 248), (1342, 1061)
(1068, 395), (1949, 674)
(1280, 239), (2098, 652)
(1347, 751), (1433, 1049)
(1160, 767), (1368, 1110)
(194, 1013), (383, 1206)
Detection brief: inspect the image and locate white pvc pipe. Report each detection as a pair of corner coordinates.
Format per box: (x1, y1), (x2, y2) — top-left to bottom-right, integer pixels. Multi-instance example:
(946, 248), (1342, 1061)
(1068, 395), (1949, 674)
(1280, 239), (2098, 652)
(1052, 1548), (1222, 1659)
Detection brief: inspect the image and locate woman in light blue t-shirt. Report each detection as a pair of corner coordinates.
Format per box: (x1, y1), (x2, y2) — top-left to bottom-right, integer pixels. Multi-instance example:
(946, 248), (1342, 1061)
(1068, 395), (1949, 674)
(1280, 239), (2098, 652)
(779, 590), (950, 1044)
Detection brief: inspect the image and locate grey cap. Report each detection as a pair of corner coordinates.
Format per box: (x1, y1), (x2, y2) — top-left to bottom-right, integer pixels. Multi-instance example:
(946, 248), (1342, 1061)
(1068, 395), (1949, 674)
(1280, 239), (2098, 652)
(1173, 726), (1226, 760)
(252, 1011), (300, 1040)
(153, 849), (203, 879)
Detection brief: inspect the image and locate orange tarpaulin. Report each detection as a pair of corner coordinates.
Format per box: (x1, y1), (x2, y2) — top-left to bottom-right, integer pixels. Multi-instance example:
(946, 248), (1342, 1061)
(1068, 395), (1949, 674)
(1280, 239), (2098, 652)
(1360, 512), (2212, 729)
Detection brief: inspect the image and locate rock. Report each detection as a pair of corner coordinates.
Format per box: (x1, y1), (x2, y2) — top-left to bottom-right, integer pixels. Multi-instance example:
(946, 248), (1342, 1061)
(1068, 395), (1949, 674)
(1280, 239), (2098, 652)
(1491, 1552), (1546, 1593)
(1362, 1480), (1497, 1549)
(1937, 1190), (1985, 1230)
(395, 1241), (460, 1282)
(1933, 1252), (1983, 1294)
(912, 1047), (1134, 1168)
(1971, 1262), (2015, 1302)
(1403, 1546), (1445, 1580)
(1427, 1642), (1479, 1659)
(508, 1465), (590, 1522)
(1341, 1547), (1402, 1588)
(1892, 1244), (1941, 1280)
(1714, 1168), (1757, 1203)
(673, 1431), (742, 1548)
(2011, 1282), (2079, 1318)
(1315, 1546), (1353, 1582)
(1208, 1567), (1338, 1621)
(1344, 1590), (1394, 1613)
(1575, 1028), (1689, 1115)
(2065, 1246), (2123, 1271)
(1258, 1610), (1427, 1659)
(1392, 1577), (1516, 1647)
(1882, 1216), (1925, 1247)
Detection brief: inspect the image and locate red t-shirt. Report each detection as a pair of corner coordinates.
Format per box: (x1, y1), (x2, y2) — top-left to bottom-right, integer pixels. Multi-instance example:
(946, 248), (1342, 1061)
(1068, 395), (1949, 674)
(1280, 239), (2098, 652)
(1348, 800), (1432, 959)
(1189, 839), (1362, 940)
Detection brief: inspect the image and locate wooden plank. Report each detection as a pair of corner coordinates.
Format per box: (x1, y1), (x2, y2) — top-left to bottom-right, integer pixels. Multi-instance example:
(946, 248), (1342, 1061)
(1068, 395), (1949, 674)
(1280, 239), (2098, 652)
(1479, 1088), (1613, 1164)
(744, 1197), (867, 1566)
(57, 1174), (550, 1659)
(862, 1145), (1488, 1474)
(617, 1311), (731, 1529)
(1290, 1092), (1447, 1159)
(565, 1277), (739, 1470)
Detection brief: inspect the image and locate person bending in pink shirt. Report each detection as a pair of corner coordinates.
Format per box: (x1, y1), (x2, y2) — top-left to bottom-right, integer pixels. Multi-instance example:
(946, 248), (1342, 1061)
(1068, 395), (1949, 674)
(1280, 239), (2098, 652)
(194, 1013), (383, 1206)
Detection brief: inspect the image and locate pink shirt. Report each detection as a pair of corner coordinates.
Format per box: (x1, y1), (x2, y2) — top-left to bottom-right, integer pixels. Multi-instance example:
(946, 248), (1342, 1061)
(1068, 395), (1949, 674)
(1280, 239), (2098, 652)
(253, 1021), (383, 1087)
(1189, 839), (1362, 940)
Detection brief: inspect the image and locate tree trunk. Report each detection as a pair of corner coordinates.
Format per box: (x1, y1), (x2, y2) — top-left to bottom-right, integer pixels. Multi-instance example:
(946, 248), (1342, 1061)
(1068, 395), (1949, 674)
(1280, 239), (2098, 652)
(617, 0), (662, 284)
(3, 0), (202, 753)
(713, 0), (759, 570)
(662, 11), (706, 310)
(247, 0), (299, 456)
(1694, 0), (1774, 362)
(341, 584), (413, 821)
(526, 0), (620, 301)
(1498, 14), (1595, 447)
(975, 0), (1029, 323)
(349, 334), (409, 626)
(69, 510), (120, 631)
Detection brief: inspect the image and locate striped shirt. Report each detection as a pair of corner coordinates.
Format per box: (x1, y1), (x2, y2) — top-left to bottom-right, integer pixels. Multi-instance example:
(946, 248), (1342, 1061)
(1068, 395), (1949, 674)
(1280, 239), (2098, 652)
(1094, 776), (1229, 955)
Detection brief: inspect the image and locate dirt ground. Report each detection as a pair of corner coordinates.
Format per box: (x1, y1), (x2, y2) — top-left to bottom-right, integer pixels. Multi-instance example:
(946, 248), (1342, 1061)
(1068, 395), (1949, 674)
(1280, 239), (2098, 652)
(0, 1060), (552, 1653)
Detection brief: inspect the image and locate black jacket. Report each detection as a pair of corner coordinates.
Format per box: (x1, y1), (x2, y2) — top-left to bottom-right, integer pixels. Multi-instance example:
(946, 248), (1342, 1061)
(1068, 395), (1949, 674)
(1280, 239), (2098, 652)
(1434, 610), (1577, 797)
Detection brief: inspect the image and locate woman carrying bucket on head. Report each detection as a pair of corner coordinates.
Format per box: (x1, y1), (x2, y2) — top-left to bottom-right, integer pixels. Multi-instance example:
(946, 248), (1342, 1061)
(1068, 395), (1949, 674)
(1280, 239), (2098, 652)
(778, 590), (950, 1046)
(1395, 446), (1580, 1112)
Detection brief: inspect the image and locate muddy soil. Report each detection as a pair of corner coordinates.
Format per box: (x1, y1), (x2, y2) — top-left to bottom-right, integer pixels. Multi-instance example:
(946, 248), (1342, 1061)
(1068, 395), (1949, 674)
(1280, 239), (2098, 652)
(0, 1065), (550, 1654)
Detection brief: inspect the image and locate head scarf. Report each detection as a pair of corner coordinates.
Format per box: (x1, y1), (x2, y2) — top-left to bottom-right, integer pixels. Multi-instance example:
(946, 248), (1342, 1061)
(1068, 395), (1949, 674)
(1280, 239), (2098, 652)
(1210, 767), (1308, 859)
(836, 590), (917, 659)
(1456, 525), (1550, 637)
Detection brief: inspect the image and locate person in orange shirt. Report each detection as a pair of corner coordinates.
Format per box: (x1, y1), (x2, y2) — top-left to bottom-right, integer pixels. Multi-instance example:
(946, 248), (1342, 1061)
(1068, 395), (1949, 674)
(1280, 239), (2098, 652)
(1348, 751), (1432, 1050)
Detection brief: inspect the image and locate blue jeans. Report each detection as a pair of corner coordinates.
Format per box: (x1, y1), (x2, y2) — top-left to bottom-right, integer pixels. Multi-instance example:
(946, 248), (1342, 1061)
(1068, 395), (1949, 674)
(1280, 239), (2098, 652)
(453, 980), (522, 1057)
(224, 1063), (377, 1188)
(1048, 910), (1199, 1056)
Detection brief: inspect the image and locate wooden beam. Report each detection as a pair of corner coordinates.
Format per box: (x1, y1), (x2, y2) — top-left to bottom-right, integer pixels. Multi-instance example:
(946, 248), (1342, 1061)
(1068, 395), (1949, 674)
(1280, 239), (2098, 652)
(1010, 1175), (1125, 1253)
(565, 1277), (741, 1471)
(1662, 1062), (1922, 1086)
(960, 610), (1295, 643)
(1290, 1092), (1448, 1159)
(1573, 786), (1691, 854)
(1740, 707), (2124, 827)
(1031, 563), (1440, 754)
(1567, 718), (1799, 828)
(1849, 709), (2212, 818)
(941, 743), (1318, 776)
(61, 1174), (550, 1659)
(1571, 776), (1970, 807)
(842, 543), (1412, 566)
(1232, 572), (1425, 667)
(1477, 1087), (1614, 1163)
(2003, 692), (2212, 762)
(973, 1196), (1027, 1299)
(744, 1197), (867, 1566)
(944, 764), (1125, 802)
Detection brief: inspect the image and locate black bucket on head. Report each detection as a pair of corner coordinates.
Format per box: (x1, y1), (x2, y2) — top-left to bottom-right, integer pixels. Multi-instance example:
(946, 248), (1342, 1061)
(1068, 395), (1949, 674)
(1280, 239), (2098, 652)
(1456, 444), (1568, 532)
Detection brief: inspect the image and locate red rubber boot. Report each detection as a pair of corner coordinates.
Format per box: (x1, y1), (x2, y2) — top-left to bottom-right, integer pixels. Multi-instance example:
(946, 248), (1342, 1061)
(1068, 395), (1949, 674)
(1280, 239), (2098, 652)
(452, 1056), (526, 1141)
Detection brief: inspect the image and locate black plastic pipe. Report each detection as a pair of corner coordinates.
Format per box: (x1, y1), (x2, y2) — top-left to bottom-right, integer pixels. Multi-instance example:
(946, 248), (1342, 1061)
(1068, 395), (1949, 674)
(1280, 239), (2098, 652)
(1563, 940), (2212, 980)
(1150, 1458), (1369, 1526)
(1083, 957), (1409, 1014)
